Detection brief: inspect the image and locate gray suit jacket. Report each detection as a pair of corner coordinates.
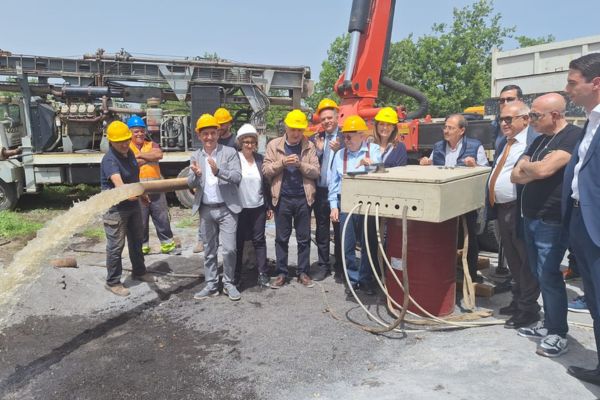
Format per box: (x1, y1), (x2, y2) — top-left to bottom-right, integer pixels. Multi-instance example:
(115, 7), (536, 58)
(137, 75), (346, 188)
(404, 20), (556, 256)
(187, 144), (242, 215)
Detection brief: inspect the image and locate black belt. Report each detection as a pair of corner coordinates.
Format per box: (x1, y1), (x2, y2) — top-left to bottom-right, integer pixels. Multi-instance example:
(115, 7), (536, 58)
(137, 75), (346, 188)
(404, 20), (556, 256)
(202, 202), (225, 208)
(496, 200), (517, 209)
(573, 199), (580, 208)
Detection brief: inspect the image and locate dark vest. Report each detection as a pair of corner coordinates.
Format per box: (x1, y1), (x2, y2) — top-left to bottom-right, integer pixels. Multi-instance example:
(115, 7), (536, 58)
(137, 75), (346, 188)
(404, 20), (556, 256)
(431, 137), (480, 166)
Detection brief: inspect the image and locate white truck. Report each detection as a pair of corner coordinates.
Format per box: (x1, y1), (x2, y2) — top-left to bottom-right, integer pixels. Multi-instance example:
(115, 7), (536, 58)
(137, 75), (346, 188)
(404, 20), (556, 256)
(489, 34), (600, 123)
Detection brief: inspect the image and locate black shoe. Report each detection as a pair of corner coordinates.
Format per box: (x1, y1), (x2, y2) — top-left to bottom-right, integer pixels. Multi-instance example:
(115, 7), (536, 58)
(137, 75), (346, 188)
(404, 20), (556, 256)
(362, 283), (376, 296)
(257, 273), (271, 288)
(504, 311), (540, 329)
(333, 272), (344, 284)
(499, 302), (518, 315)
(568, 365), (600, 385)
(345, 282), (359, 295)
(312, 268), (331, 282)
(495, 266), (511, 277)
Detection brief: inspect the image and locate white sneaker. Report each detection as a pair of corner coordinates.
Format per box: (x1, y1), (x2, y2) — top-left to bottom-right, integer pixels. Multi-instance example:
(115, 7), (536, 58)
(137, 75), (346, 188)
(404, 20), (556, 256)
(537, 334), (568, 357)
(517, 321), (548, 339)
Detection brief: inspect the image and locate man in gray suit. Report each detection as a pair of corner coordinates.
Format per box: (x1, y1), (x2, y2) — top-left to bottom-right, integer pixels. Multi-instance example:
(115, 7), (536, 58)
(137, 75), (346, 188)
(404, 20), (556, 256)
(188, 114), (242, 301)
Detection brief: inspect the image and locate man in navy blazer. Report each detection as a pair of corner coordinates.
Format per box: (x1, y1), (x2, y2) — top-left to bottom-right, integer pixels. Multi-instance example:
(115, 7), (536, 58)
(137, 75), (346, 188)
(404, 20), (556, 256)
(562, 53), (600, 384)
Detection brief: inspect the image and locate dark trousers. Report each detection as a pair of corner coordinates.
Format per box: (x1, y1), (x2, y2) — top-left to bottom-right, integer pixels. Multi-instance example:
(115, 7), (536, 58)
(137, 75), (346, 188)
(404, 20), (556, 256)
(235, 204), (268, 281)
(140, 192), (174, 245)
(497, 205), (541, 313)
(313, 187), (341, 273)
(570, 206), (600, 364)
(464, 210), (480, 280)
(275, 196), (311, 276)
(103, 206), (147, 285)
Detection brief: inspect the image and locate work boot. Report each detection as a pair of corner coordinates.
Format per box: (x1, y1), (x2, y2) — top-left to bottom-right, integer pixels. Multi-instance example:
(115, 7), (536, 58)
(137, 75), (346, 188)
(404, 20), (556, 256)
(142, 245), (151, 255)
(132, 273), (157, 283)
(193, 241), (204, 253)
(105, 283), (130, 297)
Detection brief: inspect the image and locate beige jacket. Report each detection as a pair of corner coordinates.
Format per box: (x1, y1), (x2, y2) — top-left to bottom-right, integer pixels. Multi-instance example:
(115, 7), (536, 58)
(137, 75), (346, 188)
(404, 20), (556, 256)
(263, 136), (319, 207)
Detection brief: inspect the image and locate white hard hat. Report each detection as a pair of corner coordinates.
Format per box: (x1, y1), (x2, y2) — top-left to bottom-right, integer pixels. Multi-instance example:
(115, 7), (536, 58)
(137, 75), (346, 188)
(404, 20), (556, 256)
(236, 123), (258, 141)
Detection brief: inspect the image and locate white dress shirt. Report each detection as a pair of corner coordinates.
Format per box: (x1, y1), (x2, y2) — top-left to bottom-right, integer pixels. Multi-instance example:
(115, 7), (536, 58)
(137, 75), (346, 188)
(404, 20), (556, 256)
(572, 104), (600, 200)
(489, 128), (528, 204)
(429, 140), (488, 167)
(201, 148), (224, 205)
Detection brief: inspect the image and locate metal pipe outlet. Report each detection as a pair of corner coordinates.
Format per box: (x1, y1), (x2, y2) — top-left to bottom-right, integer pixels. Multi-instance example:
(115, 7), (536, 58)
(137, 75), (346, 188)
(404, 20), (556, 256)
(139, 177), (189, 193)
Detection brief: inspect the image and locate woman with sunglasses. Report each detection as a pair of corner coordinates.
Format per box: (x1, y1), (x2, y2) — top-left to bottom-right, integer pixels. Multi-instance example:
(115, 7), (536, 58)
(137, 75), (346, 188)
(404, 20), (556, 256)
(234, 123), (273, 289)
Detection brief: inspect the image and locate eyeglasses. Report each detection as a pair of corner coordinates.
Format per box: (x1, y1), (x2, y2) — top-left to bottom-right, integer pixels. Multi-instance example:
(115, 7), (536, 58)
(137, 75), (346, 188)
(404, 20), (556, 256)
(498, 96), (517, 104)
(499, 115), (527, 125)
(528, 112), (547, 122)
(241, 140), (257, 145)
(443, 125), (459, 131)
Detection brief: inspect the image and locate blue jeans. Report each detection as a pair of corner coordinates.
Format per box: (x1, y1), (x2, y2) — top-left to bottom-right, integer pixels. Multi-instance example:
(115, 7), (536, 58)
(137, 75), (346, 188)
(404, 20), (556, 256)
(523, 217), (568, 336)
(340, 212), (374, 286)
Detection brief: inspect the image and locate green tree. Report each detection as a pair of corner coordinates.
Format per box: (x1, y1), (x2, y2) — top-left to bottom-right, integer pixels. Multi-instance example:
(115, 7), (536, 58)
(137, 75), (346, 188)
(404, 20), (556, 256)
(515, 34), (555, 48)
(312, 0), (547, 117)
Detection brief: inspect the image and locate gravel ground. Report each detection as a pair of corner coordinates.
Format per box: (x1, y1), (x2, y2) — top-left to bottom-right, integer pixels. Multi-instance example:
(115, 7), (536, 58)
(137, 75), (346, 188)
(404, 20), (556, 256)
(0, 207), (599, 399)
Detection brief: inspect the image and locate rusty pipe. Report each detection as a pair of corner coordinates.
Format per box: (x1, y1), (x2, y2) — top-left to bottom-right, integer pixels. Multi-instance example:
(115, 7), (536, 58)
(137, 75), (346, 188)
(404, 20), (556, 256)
(139, 177), (189, 193)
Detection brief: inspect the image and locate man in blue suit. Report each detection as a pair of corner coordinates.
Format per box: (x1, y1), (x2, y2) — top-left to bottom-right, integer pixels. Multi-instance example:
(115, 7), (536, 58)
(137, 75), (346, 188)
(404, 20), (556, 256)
(562, 53), (600, 384)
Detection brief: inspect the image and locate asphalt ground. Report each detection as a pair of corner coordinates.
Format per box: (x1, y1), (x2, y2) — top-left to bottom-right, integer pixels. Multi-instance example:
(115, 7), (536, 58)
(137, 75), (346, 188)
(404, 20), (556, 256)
(0, 214), (599, 400)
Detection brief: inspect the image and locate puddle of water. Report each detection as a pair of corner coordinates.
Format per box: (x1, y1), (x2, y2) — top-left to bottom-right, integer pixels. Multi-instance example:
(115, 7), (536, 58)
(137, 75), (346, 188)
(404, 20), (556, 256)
(0, 183), (145, 313)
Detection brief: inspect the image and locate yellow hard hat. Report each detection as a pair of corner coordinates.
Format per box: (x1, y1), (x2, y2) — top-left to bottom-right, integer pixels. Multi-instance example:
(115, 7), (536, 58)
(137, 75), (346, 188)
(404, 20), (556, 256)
(214, 107), (233, 124)
(284, 109), (308, 129)
(106, 120), (132, 142)
(341, 115), (368, 133)
(195, 114), (219, 133)
(374, 107), (399, 125)
(316, 98), (338, 115)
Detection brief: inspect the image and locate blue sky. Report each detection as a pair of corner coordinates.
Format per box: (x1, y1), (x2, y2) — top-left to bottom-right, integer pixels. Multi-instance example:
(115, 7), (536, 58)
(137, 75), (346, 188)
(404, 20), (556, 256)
(3, 0), (598, 81)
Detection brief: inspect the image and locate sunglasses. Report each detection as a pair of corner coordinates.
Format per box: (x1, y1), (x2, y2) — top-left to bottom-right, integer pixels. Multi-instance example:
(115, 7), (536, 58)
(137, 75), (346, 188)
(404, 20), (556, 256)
(528, 112), (547, 122)
(498, 96), (517, 104)
(499, 114), (527, 125)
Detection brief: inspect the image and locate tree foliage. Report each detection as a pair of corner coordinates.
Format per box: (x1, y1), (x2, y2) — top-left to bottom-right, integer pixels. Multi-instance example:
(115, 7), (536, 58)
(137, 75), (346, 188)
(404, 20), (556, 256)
(311, 0), (555, 118)
(515, 34), (555, 48)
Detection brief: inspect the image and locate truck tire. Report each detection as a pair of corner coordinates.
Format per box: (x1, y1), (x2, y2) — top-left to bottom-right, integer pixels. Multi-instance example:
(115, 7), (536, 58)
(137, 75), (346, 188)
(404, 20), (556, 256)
(0, 180), (18, 211)
(477, 220), (499, 253)
(175, 166), (194, 209)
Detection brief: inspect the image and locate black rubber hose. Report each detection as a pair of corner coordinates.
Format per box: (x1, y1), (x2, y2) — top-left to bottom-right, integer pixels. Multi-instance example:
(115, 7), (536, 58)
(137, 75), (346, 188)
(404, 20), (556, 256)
(348, 0), (370, 33)
(380, 76), (429, 119)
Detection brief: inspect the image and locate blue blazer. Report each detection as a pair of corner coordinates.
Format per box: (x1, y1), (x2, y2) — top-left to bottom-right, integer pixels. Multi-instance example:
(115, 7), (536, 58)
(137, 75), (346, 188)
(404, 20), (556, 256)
(562, 121), (600, 247)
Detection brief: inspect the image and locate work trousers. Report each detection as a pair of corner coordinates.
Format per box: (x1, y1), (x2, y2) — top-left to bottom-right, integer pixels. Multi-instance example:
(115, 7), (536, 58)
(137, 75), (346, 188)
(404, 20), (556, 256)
(201, 204), (238, 291)
(313, 187), (341, 274)
(496, 205), (541, 314)
(570, 206), (600, 363)
(523, 216), (568, 336)
(235, 204), (268, 281)
(274, 196), (311, 276)
(103, 206), (147, 285)
(140, 192), (174, 245)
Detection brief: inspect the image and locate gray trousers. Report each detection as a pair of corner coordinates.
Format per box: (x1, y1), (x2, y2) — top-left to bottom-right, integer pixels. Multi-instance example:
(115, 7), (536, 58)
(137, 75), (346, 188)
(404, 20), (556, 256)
(496, 204), (541, 314)
(200, 204), (238, 290)
(140, 192), (174, 245)
(103, 206), (147, 285)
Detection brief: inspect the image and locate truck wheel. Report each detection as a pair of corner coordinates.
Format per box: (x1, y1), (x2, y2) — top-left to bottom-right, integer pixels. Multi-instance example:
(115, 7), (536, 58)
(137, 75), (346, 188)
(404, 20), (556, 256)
(478, 220), (499, 253)
(175, 167), (194, 209)
(0, 180), (18, 211)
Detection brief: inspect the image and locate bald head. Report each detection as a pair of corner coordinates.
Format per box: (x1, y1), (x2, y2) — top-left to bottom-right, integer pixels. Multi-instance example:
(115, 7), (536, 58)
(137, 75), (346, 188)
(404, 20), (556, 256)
(532, 93), (566, 114)
(530, 93), (568, 134)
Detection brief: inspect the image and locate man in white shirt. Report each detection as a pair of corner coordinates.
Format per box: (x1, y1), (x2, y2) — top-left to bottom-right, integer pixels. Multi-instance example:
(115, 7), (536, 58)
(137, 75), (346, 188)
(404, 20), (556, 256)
(486, 102), (541, 330)
(188, 114), (242, 301)
(562, 53), (600, 384)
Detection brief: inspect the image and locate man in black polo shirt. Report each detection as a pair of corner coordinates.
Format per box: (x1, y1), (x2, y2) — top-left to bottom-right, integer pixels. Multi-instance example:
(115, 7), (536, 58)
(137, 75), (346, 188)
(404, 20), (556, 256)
(511, 93), (581, 357)
(101, 120), (156, 297)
